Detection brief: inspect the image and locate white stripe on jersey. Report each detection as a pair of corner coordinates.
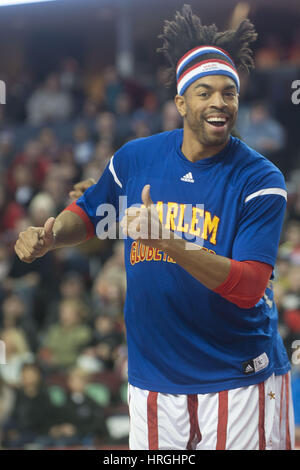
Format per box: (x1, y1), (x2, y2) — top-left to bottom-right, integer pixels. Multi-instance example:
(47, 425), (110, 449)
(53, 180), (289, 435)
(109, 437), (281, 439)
(244, 187), (287, 204)
(109, 155), (122, 188)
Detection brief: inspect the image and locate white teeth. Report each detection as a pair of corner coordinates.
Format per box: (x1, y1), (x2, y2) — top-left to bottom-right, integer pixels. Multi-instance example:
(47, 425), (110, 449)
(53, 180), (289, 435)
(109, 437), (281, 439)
(206, 117), (226, 123)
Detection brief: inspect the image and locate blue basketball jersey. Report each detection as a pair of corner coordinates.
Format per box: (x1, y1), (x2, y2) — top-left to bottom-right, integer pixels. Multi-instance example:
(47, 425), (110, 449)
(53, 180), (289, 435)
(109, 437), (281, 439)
(75, 129), (290, 393)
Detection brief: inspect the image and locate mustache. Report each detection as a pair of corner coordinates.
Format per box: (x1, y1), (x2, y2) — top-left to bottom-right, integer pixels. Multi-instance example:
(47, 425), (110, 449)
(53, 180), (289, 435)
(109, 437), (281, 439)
(203, 112), (232, 119)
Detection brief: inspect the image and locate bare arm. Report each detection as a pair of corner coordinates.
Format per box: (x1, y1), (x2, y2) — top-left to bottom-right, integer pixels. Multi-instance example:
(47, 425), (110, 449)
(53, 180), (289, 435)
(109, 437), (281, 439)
(16, 175), (97, 263)
(52, 210), (89, 249)
(160, 236), (231, 290)
(15, 210), (90, 263)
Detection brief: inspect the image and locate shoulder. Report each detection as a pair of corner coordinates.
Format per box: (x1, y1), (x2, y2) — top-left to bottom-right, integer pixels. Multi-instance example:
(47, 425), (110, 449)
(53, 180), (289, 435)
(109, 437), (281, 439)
(111, 129), (181, 177)
(229, 137), (286, 194)
(116, 129), (180, 158)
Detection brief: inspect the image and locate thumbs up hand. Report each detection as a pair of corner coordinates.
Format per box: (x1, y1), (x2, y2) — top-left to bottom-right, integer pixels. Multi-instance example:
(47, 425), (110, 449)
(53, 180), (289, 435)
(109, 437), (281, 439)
(141, 184), (153, 208)
(14, 217), (56, 263)
(120, 185), (168, 247)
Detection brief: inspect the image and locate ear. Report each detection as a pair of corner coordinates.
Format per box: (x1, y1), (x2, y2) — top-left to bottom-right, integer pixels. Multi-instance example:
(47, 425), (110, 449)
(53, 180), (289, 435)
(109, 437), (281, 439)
(174, 94), (187, 118)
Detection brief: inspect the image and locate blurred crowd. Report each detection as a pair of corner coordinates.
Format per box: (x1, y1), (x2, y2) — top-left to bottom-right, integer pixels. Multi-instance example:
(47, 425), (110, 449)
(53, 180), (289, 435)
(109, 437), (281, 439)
(0, 34), (300, 448)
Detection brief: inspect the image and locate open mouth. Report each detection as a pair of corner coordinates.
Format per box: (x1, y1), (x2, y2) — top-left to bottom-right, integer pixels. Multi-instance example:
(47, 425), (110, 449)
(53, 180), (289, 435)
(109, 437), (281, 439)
(205, 116), (229, 128)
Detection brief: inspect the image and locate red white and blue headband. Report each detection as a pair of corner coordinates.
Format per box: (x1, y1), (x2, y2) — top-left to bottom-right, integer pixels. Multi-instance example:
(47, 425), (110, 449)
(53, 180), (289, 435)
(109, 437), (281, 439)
(176, 46), (240, 96)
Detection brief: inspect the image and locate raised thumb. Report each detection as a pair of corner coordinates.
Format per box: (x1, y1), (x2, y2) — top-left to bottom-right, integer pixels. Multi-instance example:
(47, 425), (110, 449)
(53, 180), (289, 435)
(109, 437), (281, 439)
(141, 184), (153, 208)
(43, 217), (56, 240)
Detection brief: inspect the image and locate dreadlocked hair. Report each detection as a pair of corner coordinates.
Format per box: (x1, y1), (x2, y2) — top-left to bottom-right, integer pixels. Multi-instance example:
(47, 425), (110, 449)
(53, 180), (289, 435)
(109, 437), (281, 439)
(157, 4), (258, 87)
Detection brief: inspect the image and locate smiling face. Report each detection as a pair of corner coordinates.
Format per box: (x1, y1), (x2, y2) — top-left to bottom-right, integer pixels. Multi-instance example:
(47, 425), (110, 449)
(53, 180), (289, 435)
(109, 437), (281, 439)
(175, 75), (239, 149)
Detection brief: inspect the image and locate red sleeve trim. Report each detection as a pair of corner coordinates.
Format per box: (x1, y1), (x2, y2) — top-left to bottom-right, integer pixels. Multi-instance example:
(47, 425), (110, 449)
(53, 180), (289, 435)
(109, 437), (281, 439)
(213, 260), (273, 309)
(215, 259), (243, 293)
(63, 201), (95, 241)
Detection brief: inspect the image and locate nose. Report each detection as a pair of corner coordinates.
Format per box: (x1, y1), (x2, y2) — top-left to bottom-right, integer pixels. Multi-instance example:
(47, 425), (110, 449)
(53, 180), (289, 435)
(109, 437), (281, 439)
(209, 91), (227, 109)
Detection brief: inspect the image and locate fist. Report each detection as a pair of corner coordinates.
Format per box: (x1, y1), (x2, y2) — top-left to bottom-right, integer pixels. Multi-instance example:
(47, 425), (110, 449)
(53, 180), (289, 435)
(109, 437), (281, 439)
(120, 185), (169, 245)
(14, 217), (56, 263)
(69, 178), (96, 199)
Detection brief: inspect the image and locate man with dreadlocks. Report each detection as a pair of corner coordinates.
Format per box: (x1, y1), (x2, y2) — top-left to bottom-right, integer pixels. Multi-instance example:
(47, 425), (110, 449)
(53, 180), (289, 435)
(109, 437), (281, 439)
(15, 5), (294, 450)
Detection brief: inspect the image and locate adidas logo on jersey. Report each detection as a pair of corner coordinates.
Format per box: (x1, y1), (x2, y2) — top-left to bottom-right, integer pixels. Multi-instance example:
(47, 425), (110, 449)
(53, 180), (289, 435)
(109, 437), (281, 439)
(242, 360), (255, 374)
(242, 353), (269, 375)
(181, 172), (194, 183)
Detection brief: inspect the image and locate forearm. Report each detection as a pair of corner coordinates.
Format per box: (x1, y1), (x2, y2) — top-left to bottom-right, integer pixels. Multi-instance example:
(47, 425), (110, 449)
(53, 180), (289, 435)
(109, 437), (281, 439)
(160, 236), (231, 290)
(159, 236), (272, 308)
(52, 210), (90, 249)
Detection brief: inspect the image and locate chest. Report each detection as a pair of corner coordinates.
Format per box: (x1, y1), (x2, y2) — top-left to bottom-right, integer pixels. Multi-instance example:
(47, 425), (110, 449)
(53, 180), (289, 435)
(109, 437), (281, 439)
(124, 158), (242, 251)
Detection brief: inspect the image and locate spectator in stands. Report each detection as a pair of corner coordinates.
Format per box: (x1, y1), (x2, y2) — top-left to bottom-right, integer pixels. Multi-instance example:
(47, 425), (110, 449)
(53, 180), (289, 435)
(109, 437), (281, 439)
(48, 367), (108, 447)
(2, 363), (56, 448)
(114, 92), (134, 142)
(6, 202), (57, 315)
(59, 57), (82, 100)
(155, 66), (174, 106)
(44, 271), (90, 329)
(26, 73), (73, 126)
(255, 34), (282, 69)
(6, 71), (34, 123)
(275, 254), (291, 291)
(101, 241), (126, 291)
(132, 91), (161, 134)
(0, 184), (25, 236)
(80, 98), (100, 127)
(129, 117), (151, 140)
(28, 192), (56, 228)
(0, 376), (15, 448)
(42, 166), (70, 213)
(94, 111), (119, 148)
(160, 100), (182, 132)
(82, 314), (124, 371)
(7, 139), (52, 196)
(9, 165), (36, 208)
(102, 66), (124, 113)
(7, 244), (55, 307)
(1, 294), (37, 352)
(72, 122), (94, 167)
(0, 131), (15, 174)
(0, 328), (34, 388)
(274, 265), (300, 360)
(92, 271), (124, 319)
(94, 138), (115, 161)
(113, 342), (128, 384)
(287, 187), (300, 223)
(39, 299), (92, 370)
(287, 30), (300, 65)
(92, 242), (126, 318)
(278, 220), (300, 263)
(37, 127), (59, 161)
(59, 145), (76, 169)
(0, 243), (12, 301)
(238, 101), (286, 157)
(81, 159), (105, 186)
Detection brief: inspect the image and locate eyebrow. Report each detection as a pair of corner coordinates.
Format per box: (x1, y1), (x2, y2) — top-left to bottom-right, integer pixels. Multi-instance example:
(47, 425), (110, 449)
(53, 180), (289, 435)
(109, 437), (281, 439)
(194, 83), (237, 91)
